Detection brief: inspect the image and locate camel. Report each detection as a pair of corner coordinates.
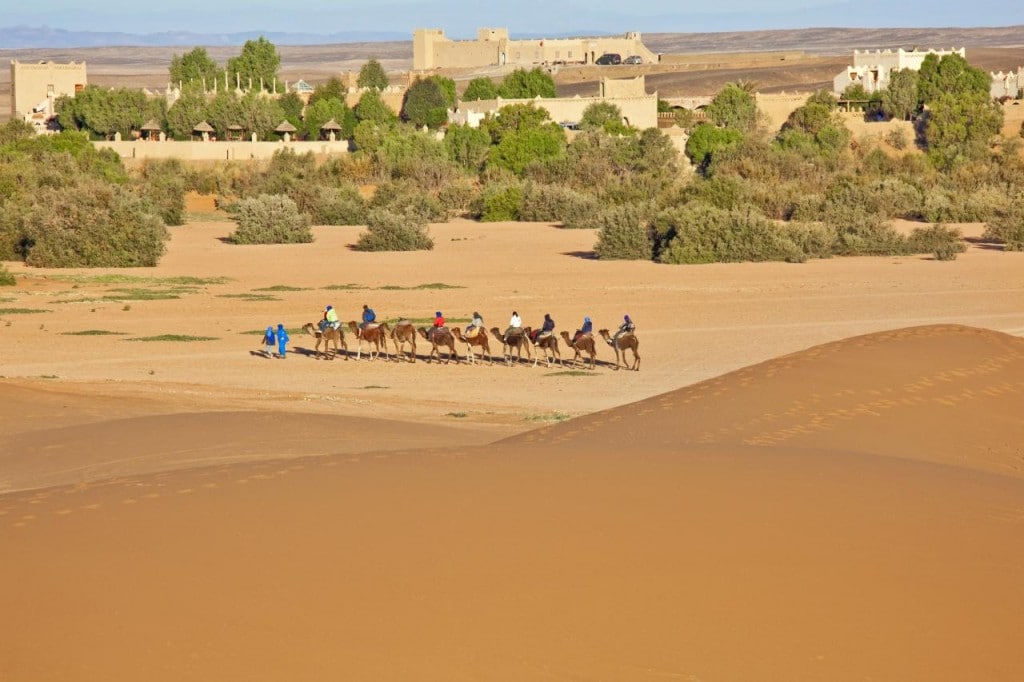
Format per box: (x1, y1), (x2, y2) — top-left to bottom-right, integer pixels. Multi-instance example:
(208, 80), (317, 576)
(389, 320), (418, 363)
(560, 330), (597, 370)
(489, 327), (532, 366)
(417, 326), (459, 364)
(524, 326), (562, 368)
(346, 320), (389, 361)
(599, 328), (640, 371)
(302, 322), (348, 360)
(451, 326), (493, 365)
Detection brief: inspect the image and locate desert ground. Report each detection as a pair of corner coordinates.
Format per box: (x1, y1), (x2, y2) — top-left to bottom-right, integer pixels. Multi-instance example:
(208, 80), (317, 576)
(3, 26), (1024, 680)
(2, 198), (1024, 679)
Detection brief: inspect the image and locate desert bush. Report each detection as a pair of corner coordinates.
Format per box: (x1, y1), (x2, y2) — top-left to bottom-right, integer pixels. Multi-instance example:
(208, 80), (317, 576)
(593, 204), (657, 260)
(134, 159), (186, 226)
(300, 185), (367, 225)
(983, 199), (1024, 250)
(354, 208), (433, 251)
(680, 174), (749, 210)
(886, 128), (908, 150)
(369, 180), (448, 222)
(437, 179), (481, 216)
(0, 263), (14, 286)
(21, 180), (169, 267)
(779, 221), (837, 260)
(478, 183), (523, 222)
(906, 223), (966, 260)
(655, 204), (802, 264)
(519, 183), (597, 224)
(825, 205), (908, 256)
(227, 194), (312, 245)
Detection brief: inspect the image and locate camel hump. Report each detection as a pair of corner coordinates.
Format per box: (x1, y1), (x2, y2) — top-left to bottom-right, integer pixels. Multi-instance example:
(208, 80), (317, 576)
(396, 319), (411, 327)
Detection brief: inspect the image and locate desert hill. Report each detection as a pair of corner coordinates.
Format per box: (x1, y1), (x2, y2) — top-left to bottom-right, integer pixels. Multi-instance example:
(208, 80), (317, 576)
(2, 324), (1024, 681)
(509, 324), (1024, 478)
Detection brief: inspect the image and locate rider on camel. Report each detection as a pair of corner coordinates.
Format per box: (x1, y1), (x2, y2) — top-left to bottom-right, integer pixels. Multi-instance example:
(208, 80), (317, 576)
(612, 314), (635, 346)
(503, 311), (522, 343)
(466, 311), (484, 338)
(321, 305), (340, 332)
(533, 313), (555, 344)
(433, 311), (445, 328)
(359, 304), (376, 338)
(574, 316), (593, 344)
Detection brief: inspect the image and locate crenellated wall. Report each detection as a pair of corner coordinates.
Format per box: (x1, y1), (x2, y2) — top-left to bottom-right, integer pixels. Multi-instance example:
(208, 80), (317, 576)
(413, 28), (657, 70)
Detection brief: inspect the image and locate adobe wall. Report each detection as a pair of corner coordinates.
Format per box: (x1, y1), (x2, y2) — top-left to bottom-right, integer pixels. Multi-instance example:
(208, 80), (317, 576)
(754, 92), (809, 131)
(93, 139), (350, 161)
(454, 93), (658, 130)
(10, 60), (87, 120)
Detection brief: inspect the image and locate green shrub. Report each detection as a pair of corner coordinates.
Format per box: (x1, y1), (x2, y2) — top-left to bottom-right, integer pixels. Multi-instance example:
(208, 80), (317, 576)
(983, 199), (1024, 250)
(290, 183), (366, 225)
(22, 180), (169, 267)
(655, 204), (802, 264)
(593, 204), (656, 260)
(135, 159), (187, 226)
(227, 194), (312, 245)
(779, 221), (837, 260)
(826, 206), (908, 256)
(519, 183), (598, 224)
(479, 183), (523, 222)
(354, 208), (434, 251)
(0, 263), (15, 286)
(886, 128), (908, 150)
(906, 223), (966, 260)
(369, 181), (448, 222)
(437, 179), (481, 216)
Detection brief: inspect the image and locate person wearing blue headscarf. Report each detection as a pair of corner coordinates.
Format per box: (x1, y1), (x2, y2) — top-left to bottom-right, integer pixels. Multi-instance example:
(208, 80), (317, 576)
(262, 326), (276, 357)
(276, 323), (290, 358)
(612, 314), (634, 347)
(574, 316), (593, 344)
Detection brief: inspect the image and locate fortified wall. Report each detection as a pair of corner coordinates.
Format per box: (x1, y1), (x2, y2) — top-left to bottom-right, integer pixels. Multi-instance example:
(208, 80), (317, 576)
(10, 60), (88, 128)
(414, 28), (658, 70)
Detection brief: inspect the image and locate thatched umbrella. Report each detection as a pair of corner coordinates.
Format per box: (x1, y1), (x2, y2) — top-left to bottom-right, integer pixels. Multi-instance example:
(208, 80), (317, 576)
(274, 120), (297, 138)
(226, 123), (244, 141)
(192, 120), (215, 141)
(141, 119), (162, 140)
(320, 118), (342, 140)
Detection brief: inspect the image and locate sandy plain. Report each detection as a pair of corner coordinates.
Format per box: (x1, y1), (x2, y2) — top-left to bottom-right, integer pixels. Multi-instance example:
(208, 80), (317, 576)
(2, 202), (1024, 680)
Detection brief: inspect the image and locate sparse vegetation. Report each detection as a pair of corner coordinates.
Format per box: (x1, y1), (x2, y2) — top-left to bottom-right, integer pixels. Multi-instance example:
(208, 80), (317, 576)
(354, 207), (434, 251)
(0, 264), (14, 286)
(227, 194), (312, 245)
(0, 307), (49, 314)
(126, 334), (219, 342)
(61, 329), (128, 336)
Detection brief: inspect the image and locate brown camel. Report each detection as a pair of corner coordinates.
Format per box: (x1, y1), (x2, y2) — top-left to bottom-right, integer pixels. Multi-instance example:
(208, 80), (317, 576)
(389, 320), (418, 363)
(451, 326), (492, 365)
(346, 320), (388, 361)
(489, 327), (532, 366)
(302, 322), (348, 360)
(560, 330), (597, 370)
(599, 328), (640, 371)
(417, 326), (459, 364)
(524, 326), (562, 368)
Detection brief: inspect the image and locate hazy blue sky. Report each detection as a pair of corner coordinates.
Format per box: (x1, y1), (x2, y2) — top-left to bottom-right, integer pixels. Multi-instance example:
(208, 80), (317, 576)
(5, 0), (1023, 36)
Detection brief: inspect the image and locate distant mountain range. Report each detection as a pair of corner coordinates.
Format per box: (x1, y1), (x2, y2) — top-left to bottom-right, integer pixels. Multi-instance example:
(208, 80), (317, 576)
(0, 26), (411, 49)
(2, 20), (1024, 51)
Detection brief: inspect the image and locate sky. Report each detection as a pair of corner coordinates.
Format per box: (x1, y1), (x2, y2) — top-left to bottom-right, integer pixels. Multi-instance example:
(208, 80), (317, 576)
(4, 0), (1024, 37)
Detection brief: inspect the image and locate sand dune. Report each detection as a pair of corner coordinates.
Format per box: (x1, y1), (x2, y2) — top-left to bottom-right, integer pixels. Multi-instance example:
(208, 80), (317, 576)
(3, 325), (1024, 681)
(511, 324), (1024, 478)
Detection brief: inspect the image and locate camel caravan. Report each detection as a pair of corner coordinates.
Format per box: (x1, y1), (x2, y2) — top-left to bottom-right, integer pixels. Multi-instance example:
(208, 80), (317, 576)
(298, 308), (641, 370)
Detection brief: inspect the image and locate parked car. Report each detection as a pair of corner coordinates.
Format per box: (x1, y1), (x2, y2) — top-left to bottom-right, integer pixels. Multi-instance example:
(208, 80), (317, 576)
(595, 53), (621, 65)
(623, 55), (643, 65)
